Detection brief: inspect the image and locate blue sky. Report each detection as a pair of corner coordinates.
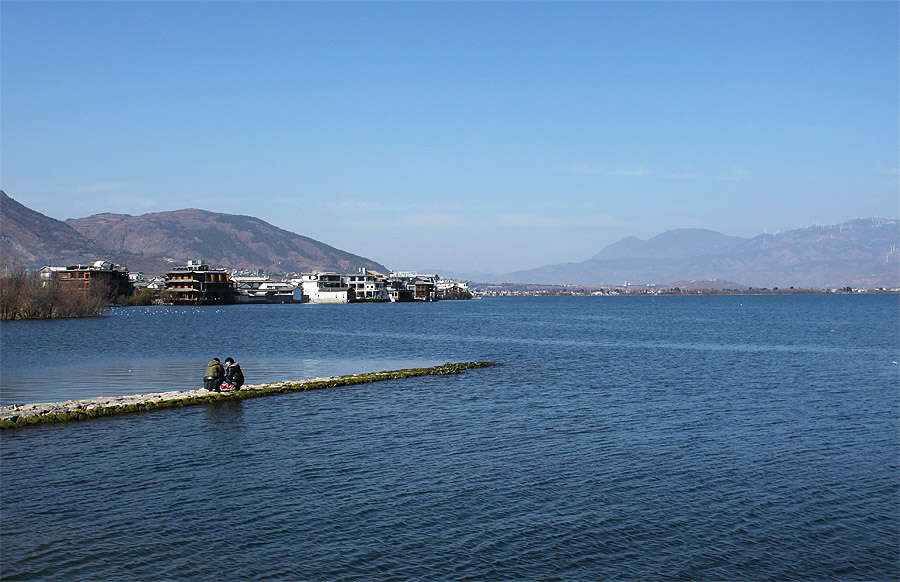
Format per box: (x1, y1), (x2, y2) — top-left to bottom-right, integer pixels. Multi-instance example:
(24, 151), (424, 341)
(2, 1), (897, 273)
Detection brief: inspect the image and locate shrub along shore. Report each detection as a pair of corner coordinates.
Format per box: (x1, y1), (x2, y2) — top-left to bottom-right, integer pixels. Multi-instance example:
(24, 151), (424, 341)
(0, 362), (500, 430)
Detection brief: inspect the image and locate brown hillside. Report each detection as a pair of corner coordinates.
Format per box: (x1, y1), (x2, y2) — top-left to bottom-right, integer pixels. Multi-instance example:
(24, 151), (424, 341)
(67, 208), (388, 276)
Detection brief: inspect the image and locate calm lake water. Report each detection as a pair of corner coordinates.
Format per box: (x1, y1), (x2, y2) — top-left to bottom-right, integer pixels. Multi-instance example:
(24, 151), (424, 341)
(1, 295), (898, 580)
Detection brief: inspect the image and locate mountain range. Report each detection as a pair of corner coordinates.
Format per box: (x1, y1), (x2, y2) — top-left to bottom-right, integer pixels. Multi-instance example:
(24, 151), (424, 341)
(489, 221), (899, 289)
(1, 191), (897, 288)
(0, 192), (387, 276)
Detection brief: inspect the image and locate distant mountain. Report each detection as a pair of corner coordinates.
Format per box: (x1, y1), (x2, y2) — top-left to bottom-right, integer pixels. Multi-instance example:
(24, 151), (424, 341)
(67, 208), (388, 276)
(0, 191), (174, 274)
(497, 220), (900, 289)
(590, 229), (746, 261)
(1, 192), (388, 276)
(5, 190), (897, 288)
(1, 191), (98, 267)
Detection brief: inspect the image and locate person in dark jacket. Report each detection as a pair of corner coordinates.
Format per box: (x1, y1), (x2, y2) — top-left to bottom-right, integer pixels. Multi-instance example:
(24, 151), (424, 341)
(204, 358), (225, 392)
(223, 357), (244, 391)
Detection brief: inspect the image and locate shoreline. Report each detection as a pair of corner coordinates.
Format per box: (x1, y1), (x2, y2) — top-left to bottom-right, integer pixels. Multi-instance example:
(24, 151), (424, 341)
(0, 362), (500, 430)
(474, 287), (899, 298)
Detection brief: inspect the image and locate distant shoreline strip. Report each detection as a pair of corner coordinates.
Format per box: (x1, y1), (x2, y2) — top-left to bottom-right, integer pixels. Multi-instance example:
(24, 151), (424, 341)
(0, 362), (500, 430)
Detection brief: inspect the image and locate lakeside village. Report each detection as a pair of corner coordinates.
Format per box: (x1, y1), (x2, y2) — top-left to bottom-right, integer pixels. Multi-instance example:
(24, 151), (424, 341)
(24, 259), (896, 313)
(38, 260), (473, 306)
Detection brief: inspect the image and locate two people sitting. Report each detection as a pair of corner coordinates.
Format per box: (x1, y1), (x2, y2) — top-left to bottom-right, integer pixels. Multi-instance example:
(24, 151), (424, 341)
(203, 357), (244, 392)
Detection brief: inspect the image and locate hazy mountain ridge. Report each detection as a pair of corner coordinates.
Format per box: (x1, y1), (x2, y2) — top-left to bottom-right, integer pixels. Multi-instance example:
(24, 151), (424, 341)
(590, 229), (747, 261)
(498, 220), (899, 288)
(3, 191), (896, 287)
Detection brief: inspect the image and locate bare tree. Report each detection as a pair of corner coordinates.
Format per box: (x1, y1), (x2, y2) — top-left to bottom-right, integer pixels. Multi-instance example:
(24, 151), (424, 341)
(0, 264), (109, 320)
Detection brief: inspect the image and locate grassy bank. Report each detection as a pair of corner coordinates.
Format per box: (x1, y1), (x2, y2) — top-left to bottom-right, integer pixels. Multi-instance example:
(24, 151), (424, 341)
(0, 362), (500, 430)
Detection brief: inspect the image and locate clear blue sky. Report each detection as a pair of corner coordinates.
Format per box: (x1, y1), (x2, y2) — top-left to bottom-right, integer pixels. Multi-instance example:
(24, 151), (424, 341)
(2, 1), (897, 273)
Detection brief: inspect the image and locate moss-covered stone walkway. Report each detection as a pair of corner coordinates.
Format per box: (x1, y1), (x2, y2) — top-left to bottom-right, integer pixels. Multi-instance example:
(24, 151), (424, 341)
(0, 362), (500, 430)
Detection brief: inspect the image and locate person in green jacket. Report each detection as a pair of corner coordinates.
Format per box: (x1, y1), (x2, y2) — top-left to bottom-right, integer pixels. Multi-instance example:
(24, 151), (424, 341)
(203, 358), (225, 392)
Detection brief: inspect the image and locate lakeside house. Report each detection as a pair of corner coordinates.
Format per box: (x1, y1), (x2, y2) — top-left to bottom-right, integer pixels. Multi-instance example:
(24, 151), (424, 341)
(385, 271), (417, 302)
(231, 276), (294, 304)
(144, 276), (167, 291)
(40, 260), (135, 304)
(164, 260), (235, 305)
(387, 271), (470, 301)
(33, 260), (473, 306)
(287, 269), (469, 303)
(345, 270), (391, 302)
(436, 276), (471, 300)
(289, 272), (350, 303)
(412, 275), (438, 301)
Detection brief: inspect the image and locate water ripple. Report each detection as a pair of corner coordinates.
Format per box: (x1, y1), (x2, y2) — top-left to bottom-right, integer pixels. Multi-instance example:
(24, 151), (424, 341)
(1, 295), (898, 580)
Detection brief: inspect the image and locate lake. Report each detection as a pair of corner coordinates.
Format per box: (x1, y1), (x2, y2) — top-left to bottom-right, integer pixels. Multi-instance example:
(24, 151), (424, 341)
(1, 295), (897, 580)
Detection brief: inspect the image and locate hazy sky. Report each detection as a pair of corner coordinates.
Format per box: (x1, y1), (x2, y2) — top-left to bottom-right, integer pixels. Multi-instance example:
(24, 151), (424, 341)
(2, 2), (897, 273)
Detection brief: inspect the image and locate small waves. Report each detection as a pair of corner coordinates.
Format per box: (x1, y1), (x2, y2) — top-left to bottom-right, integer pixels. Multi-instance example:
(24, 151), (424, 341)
(1, 296), (897, 580)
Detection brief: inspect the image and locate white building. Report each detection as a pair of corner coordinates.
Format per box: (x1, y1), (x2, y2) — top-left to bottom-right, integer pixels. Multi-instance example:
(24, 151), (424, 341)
(436, 278), (469, 294)
(386, 271), (417, 302)
(290, 273), (350, 303)
(39, 266), (67, 280)
(345, 269), (390, 302)
(145, 277), (167, 290)
(232, 276), (296, 303)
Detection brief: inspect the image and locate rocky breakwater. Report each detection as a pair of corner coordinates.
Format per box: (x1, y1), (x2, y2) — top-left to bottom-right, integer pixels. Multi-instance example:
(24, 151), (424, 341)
(0, 362), (500, 429)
